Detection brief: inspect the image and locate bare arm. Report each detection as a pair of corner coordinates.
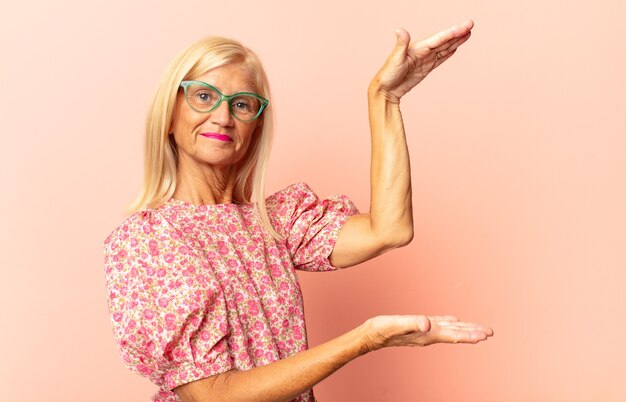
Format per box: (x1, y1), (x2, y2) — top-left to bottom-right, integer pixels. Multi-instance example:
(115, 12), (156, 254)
(328, 90), (413, 268)
(173, 20), (488, 402)
(173, 315), (493, 402)
(330, 20), (474, 268)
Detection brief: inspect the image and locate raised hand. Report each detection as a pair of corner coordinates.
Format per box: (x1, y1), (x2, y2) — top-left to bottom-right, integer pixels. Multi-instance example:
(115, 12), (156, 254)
(371, 19), (474, 102)
(360, 315), (494, 352)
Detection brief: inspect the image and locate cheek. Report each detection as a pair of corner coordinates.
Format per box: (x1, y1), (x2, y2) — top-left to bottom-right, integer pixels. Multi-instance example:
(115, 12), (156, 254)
(171, 96), (198, 133)
(172, 111), (200, 138)
(241, 125), (261, 151)
(245, 122), (260, 140)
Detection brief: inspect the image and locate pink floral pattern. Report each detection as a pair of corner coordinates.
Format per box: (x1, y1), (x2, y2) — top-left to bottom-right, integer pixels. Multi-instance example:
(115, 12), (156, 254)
(104, 182), (359, 401)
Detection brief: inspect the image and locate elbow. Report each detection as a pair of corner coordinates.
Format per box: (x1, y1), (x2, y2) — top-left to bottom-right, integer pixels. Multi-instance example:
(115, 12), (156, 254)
(389, 228), (414, 248)
(173, 371), (236, 402)
(378, 226), (413, 249)
(370, 214), (414, 249)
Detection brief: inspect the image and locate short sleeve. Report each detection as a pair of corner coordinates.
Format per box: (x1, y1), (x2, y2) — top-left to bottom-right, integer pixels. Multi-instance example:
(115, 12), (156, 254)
(103, 210), (234, 391)
(268, 182), (359, 272)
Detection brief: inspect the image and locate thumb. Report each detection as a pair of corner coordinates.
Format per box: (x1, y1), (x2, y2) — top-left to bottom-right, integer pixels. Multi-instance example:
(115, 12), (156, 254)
(400, 315), (431, 333)
(392, 27), (411, 57)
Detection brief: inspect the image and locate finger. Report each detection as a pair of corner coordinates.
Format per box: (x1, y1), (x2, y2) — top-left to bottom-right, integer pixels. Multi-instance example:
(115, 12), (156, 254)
(433, 48), (457, 67)
(404, 315), (431, 332)
(427, 315), (460, 323)
(439, 328), (489, 344)
(425, 31), (470, 63)
(386, 315), (432, 334)
(437, 322), (486, 330)
(436, 319), (493, 333)
(410, 315), (431, 333)
(438, 31), (471, 54)
(385, 27), (411, 61)
(419, 19), (474, 51)
(439, 324), (494, 337)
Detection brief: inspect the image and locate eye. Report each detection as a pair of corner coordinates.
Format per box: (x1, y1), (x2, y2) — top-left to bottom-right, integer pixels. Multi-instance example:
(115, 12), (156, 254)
(232, 95), (262, 114)
(232, 98), (252, 111)
(195, 90), (214, 104)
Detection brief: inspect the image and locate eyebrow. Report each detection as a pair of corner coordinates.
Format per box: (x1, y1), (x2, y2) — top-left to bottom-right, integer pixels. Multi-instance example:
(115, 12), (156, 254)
(194, 80), (257, 94)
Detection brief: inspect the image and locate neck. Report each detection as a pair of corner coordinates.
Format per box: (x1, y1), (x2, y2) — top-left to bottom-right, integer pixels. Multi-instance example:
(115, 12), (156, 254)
(172, 158), (239, 205)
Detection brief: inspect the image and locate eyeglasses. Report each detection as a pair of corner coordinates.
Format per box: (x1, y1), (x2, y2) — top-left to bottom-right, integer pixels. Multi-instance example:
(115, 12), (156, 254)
(180, 80), (269, 122)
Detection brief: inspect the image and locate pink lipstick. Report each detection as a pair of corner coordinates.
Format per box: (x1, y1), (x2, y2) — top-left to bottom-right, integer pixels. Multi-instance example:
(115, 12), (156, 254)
(200, 132), (232, 142)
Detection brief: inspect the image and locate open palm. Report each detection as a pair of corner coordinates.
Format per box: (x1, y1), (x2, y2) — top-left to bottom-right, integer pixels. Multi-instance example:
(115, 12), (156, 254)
(362, 314), (494, 351)
(373, 19), (474, 102)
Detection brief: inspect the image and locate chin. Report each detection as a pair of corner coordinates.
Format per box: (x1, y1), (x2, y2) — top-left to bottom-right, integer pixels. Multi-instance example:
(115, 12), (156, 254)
(199, 155), (244, 169)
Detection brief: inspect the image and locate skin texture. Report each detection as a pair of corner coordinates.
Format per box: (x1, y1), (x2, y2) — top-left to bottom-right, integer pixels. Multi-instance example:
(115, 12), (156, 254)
(169, 63), (260, 205)
(328, 22), (473, 268)
(172, 19), (493, 402)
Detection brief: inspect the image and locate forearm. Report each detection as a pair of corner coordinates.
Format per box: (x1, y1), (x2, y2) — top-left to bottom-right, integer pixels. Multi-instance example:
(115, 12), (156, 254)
(367, 80), (414, 245)
(175, 324), (368, 402)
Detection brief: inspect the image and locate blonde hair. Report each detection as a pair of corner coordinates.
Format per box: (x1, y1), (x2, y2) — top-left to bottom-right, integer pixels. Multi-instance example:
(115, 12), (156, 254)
(127, 36), (280, 239)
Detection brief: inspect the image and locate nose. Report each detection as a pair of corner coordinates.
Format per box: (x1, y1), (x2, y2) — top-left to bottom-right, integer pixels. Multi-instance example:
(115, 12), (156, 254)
(209, 99), (234, 126)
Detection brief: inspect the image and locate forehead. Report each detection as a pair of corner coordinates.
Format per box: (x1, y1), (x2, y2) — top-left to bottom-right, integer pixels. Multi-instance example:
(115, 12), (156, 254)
(193, 63), (257, 93)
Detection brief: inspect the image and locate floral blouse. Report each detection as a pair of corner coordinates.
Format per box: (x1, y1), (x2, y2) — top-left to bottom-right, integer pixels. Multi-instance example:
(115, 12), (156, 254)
(103, 182), (359, 401)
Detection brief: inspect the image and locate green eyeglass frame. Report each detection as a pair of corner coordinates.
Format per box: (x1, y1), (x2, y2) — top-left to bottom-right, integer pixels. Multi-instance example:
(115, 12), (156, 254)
(180, 80), (269, 122)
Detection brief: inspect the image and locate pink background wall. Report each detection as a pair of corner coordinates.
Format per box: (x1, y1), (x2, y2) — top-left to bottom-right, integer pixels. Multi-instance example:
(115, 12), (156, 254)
(1, 0), (624, 401)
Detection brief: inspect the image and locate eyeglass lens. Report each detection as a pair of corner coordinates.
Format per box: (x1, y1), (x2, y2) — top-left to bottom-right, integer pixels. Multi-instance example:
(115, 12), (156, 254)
(186, 84), (262, 120)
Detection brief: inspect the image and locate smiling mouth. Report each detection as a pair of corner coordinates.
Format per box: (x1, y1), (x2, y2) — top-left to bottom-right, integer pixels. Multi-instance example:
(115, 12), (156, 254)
(200, 132), (233, 142)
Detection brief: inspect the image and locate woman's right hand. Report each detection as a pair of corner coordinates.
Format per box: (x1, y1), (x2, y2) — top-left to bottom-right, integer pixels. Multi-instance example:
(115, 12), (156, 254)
(360, 315), (494, 353)
(173, 315), (493, 402)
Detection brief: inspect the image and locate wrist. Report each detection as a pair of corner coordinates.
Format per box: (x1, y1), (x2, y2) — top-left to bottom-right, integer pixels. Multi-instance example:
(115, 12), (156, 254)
(368, 80), (400, 104)
(355, 319), (382, 355)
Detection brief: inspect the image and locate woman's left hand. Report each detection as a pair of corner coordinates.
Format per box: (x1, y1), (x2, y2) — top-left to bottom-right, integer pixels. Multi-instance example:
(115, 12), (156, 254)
(371, 19), (474, 102)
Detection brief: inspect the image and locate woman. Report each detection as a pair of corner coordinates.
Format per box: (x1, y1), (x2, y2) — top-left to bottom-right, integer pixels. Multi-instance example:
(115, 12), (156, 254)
(104, 19), (493, 402)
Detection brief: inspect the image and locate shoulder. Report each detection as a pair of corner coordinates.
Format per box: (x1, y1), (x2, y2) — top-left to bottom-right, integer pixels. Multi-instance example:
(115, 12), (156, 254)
(104, 210), (153, 249)
(265, 182), (319, 217)
(266, 182), (356, 214)
(266, 182), (318, 208)
(103, 208), (182, 282)
(262, 182), (317, 237)
(102, 208), (174, 262)
(267, 182), (315, 200)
